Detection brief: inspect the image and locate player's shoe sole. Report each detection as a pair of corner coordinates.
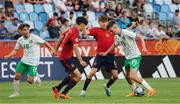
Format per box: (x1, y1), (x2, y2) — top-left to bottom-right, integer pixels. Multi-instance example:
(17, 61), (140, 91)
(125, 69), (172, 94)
(60, 93), (71, 99)
(104, 84), (112, 96)
(52, 87), (59, 99)
(147, 88), (156, 97)
(9, 92), (19, 98)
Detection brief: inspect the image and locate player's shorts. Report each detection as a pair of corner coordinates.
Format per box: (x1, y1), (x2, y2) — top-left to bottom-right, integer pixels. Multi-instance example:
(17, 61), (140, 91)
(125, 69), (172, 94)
(60, 57), (77, 74)
(16, 61), (38, 76)
(125, 56), (142, 71)
(92, 54), (117, 72)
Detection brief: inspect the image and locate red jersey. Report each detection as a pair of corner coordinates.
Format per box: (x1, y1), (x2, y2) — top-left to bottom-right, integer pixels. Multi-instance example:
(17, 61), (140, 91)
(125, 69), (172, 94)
(59, 26), (79, 60)
(89, 27), (115, 54)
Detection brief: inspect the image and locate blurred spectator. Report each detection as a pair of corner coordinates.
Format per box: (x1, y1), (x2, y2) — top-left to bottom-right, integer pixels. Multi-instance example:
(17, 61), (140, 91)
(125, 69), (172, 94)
(73, 1), (81, 12)
(172, 0), (180, 4)
(59, 11), (66, 23)
(129, 9), (139, 32)
(65, 0), (74, 11)
(105, 1), (116, 20)
(137, 19), (147, 37)
(60, 19), (69, 33)
(83, 11), (88, 20)
(99, 0), (106, 12)
(7, 17), (20, 35)
(0, 5), (5, 21)
(91, 0), (100, 12)
(0, 21), (8, 39)
(115, 3), (123, 20)
(53, 0), (67, 12)
(68, 11), (76, 26)
(174, 9), (180, 29)
(82, 0), (90, 11)
(166, 26), (174, 38)
(4, 0), (15, 10)
(47, 12), (58, 27)
(4, 7), (14, 20)
(146, 21), (156, 38)
(155, 24), (169, 38)
(117, 10), (131, 29)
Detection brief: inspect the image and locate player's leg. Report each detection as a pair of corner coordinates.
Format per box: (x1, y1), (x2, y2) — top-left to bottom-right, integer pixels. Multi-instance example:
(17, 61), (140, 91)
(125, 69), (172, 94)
(9, 62), (26, 97)
(33, 72), (42, 87)
(80, 55), (102, 97)
(60, 69), (82, 99)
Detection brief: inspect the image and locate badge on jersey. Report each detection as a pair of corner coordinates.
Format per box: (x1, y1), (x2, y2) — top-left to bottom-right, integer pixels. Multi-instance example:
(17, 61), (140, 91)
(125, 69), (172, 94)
(106, 33), (109, 37)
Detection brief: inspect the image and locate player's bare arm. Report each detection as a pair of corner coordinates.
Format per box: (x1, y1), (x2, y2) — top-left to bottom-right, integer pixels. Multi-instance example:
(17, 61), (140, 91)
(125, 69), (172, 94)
(73, 44), (87, 67)
(44, 41), (56, 55)
(99, 43), (116, 56)
(137, 34), (148, 54)
(4, 49), (18, 59)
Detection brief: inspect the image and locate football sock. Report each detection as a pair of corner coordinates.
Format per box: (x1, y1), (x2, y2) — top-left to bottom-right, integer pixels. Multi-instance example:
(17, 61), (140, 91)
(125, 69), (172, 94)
(62, 80), (77, 94)
(130, 83), (137, 91)
(106, 78), (116, 88)
(13, 80), (20, 93)
(56, 76), (71, 92)
(141, 79), (152, 90)
(83, 78), (92, 91)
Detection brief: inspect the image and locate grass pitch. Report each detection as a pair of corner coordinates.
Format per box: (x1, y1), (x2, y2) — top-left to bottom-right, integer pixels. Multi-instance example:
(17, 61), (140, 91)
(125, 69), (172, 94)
(0, 78), (180, 104)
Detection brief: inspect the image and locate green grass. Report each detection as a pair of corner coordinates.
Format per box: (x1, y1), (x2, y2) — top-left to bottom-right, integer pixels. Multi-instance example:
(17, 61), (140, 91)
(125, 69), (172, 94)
(0, 78), (180, 104)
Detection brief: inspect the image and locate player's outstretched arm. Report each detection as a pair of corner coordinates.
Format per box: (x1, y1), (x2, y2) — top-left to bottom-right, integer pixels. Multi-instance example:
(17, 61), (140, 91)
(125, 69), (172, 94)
(137, 34), (148, 54)
(44, 41), (55, 55)
(99, 43), (116, 56)
(55, 34), (65, 52)
(73, 44), (87, 67)
(4, 49), (18, 59)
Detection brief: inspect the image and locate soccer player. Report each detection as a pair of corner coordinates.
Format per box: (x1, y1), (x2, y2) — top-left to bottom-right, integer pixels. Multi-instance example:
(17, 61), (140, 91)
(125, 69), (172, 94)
(4, 23), (55, 97)
(52, 17), (88, 99)
(100, 20), (156, 97)
(80, 15), (119, 97)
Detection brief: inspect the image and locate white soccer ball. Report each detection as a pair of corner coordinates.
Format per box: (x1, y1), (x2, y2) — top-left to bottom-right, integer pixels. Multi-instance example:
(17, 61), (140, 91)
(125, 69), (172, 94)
(134, 86), (145, 97)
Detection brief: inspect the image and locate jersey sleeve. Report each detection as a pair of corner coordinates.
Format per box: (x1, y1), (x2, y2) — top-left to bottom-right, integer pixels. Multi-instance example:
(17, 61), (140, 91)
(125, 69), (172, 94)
(114, 35), (120, 46)
(122, 29), (137, 38)
(89, 28), (97, 37)
(14, 39), (22, 51)
(34, 35), (45, 44)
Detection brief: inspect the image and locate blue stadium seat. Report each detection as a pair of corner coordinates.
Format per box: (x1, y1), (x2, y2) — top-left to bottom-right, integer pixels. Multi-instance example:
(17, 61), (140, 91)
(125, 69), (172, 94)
(95, 12), (104, 19)
(24, 20), (34, 29)
(13, 12), (19, 20)
(158, 12), (167, 25)
(143, 4), (154, 19)
(169, 4), (178, 13)
(153, 4), (161, 13)
(163, 0), (172, 4)
(155, 0), (163, 5)
(15, 3), (24, 13)
(34, 21), (44, 31)
(161, 4), (170, 12)
(91, 21), (100, 27)
(34, 4), (44, 13)
(76, 11), (83, 17)
(167, 12), (174, 25)
(19, 12), (29, 22)
(87, 11), (96, 21)
(43, 3), (54, 17)
(24, 3), (34, 13)
(40, 30), (50, 39)
(5, 20), (12, 28)
(29, 12), (39, 22)
(38, 12), (48, 24)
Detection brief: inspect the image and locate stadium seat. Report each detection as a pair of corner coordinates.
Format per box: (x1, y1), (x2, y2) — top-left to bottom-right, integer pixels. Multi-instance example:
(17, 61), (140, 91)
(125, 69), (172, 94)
(169, 4), (178, 13)
(29, 12), (39, 22)
(40, 30), (50, 39)
(15, 3), (24, 13)
(153, 4), (161, 13)
(163, 0), (172, 4)
(178, 4), (180, 10)
(87, 11), (96, 21)
(5, 20), (12, 28)
(143, 4), (154, 19)
(158, 12), (167, 25)
(155, 0), (163, 5)
(13, 12), (19, 20)
(38, 12), (48, 24)
(24, 3), (34, 13)
(95, 12), (104, 19)
(161, 4), (170, 12)
(91, 21), (100, 27)
(34, 4), (44, 13)
(76, 11), (83, 17)
(167, 12), (174, 25)
(19, 12), (29, 22)
(24, 20), (34, 29)
(43, 3), (53, 15)
(34, 21), (44, 31)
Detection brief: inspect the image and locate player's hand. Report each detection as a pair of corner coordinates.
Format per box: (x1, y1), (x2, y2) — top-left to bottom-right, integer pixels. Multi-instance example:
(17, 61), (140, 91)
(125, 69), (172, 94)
(99, 52), (107, 56)
(142, 48), (150, 54)
(4, 55), (9, 59)
(51, 50), (56, 56)
(80, 60), (87, 67)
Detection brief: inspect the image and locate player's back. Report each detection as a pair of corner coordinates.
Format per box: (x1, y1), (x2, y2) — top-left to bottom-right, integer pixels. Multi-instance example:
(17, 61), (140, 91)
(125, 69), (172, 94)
(59, 26), (79, 60)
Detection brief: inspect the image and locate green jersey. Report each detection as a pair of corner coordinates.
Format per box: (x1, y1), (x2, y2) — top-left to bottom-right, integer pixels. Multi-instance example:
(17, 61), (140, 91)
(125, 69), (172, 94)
(115, 29), (141, 59)
(15, 34), (45, 66)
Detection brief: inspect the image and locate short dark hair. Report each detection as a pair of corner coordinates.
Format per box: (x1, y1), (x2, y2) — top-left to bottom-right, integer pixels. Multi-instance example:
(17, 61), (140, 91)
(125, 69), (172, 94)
(53, 12), (58, 16)
(18, 23), (30, 30)
(70, 11), (74, 15)
(107, 20), (115, 30)
(76, 16), (88, 25)
(175, 9), (179, 13)
(98, 15), (108, 23)
(61, 11), (65, 14)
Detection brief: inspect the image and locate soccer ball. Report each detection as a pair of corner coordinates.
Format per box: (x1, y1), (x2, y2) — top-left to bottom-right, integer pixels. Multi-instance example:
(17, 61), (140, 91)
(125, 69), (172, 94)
(134, 86), (145, 97)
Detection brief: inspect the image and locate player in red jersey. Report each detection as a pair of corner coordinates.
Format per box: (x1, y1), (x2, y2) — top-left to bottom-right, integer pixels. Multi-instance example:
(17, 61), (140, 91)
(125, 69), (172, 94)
(52, 17), (88, 99)
(80, 15), (119, 97)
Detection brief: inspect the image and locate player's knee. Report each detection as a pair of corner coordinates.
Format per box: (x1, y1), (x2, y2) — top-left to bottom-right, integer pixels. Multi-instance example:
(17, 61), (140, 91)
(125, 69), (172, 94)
(113, 75), (118, 80)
